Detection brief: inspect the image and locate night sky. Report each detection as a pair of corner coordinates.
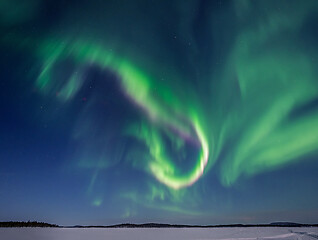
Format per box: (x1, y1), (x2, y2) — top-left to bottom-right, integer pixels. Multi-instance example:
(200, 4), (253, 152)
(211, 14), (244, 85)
(1, 0), (318, 226)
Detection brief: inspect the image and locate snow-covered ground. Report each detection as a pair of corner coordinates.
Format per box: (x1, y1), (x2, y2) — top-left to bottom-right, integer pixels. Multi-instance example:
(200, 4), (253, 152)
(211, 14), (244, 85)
(0, 227), (318, 240)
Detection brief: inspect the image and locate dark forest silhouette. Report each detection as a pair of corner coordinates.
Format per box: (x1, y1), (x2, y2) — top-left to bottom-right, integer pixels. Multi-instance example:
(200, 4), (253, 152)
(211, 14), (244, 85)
(0, 221), (58, 228)
(1, 221), (318, 228)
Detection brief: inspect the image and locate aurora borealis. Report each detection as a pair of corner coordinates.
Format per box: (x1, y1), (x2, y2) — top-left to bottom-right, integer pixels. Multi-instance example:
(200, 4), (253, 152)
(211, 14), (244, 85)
(1, 0), (318, 225)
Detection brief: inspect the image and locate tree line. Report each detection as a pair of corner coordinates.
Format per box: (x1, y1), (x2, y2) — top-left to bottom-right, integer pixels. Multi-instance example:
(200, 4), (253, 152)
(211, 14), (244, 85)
(0, 221), (59, 227)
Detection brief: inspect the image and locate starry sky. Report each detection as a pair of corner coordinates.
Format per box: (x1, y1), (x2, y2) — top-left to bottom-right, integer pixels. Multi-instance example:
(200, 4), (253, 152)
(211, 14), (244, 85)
(1, 0), (318, 226)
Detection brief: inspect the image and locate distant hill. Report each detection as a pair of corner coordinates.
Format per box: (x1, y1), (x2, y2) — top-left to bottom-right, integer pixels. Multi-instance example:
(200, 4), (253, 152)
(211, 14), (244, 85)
(1, 221), (317, 228)
(67, 222), (318, 228)
(0, 221), (59, 228)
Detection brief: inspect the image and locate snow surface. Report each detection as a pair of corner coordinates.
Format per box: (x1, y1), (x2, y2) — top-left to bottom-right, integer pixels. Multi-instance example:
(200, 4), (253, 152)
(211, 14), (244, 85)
(0, 227), (318, 240)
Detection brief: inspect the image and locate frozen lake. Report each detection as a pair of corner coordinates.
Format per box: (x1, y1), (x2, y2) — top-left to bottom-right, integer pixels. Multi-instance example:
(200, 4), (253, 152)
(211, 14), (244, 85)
(1, 227), (318, 240)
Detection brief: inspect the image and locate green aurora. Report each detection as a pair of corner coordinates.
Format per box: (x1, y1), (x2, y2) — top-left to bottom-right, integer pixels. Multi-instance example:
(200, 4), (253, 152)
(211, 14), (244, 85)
(35, 0), (318, 188)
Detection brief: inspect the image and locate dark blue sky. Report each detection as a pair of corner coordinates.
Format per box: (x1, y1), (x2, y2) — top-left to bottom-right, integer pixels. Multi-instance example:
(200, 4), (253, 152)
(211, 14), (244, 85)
(1, 0), (318, 225)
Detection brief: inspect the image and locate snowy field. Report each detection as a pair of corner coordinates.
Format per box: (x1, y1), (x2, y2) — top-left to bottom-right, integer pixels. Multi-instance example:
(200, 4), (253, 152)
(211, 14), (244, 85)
(1, 227), (318, 240)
